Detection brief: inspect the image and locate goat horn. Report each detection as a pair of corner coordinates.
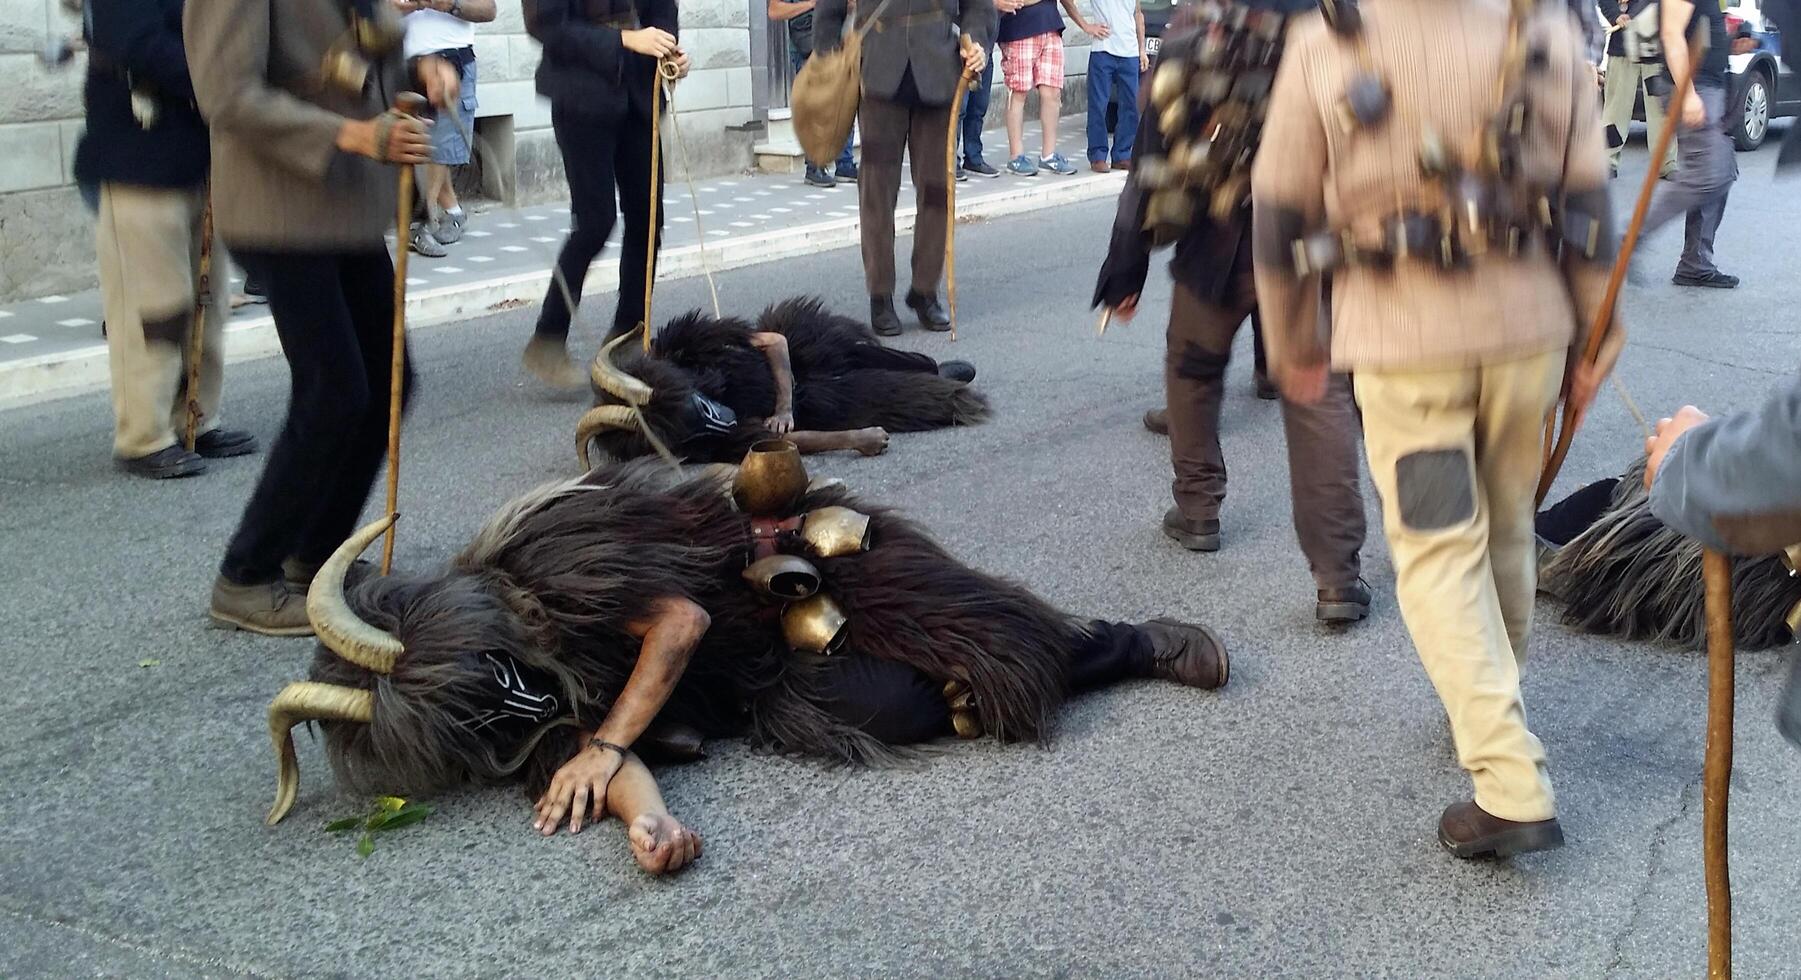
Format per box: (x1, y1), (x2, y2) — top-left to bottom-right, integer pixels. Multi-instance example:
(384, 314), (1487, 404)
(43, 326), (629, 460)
(307, 515), (405, 674)
(590, 328), (654, 407)
(574, 405), (641, 470)
(266, 681), (375, 826)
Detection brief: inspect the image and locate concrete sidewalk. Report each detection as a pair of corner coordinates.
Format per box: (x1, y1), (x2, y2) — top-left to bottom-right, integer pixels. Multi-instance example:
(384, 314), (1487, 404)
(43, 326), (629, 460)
(0, 134), (1123, 408)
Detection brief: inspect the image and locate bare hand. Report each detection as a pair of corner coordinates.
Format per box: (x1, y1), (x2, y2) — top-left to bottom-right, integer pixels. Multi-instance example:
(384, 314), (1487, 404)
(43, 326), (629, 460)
(1680, 91), (1706, 129)
(855, 427), (890, 456)
(669, 49), (692, 79)
(1644, 406), (1710, 490)
(996, 0), (1022, 13)
(1140, 53), (1151, 73)
(533, 744), (624, 836)
(1112, 293), (1140, 323)
(417, 54), (459, 111)
(1615, 13), (1629, 26)
(628, 813), (704, 875)
(1084, 23), (1111, 39)
(1280, 362), (1328, 405)
(623, 27), (678, 58)
(960, 35), (986, 75)
(389, 0), (422, 13)
(338, 115), (432, 164)
(766, 411), (794, 434)
(1564, 358), (1605, 434)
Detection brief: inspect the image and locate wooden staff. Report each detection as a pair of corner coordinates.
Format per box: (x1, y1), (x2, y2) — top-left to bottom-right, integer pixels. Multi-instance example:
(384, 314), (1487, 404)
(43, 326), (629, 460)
(945, 49), (976, 342)
(382, 93), (427, 576)
(1537, 25), (1707, 506)
(1701, 547), (1735, 978)
(183, 192), (214, 452)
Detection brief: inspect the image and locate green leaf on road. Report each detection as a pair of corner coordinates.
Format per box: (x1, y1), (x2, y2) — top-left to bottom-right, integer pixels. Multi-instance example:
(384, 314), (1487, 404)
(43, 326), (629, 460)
(137, 658), (160, 668)
(373, 795), (407, 813)
(323, 817), (362, 833)
(366, 804), (433, 833)
(356, 833), (376, 858)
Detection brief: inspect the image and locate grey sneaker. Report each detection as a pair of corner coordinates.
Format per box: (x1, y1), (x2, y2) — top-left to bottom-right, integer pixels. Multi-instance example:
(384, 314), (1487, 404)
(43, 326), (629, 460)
(209, 576), (314, 636)
(1038, 152), (1078, 176)
(409, 225), (449, 257)
(1006, 154), (1040, 177)
(434, 208), (467, 244)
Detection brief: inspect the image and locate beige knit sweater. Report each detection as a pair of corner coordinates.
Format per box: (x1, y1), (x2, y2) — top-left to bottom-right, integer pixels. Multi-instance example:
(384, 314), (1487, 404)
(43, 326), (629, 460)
(1251, 0), (1620, 374)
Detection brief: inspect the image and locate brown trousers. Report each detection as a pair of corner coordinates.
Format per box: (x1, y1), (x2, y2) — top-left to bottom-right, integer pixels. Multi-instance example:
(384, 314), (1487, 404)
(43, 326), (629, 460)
(857, 95), (952, 298)
(1166, 278), (1366, 589)
(96, 183), (227, 458)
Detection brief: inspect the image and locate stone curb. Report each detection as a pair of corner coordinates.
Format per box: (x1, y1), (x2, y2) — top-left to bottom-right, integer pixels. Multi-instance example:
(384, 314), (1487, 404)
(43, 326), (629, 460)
(0, 176), (1121, 409)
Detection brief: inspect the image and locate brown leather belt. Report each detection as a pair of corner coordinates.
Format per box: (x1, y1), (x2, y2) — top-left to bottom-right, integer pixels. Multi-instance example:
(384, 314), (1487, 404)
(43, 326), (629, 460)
(1288, 201), (1607, 276)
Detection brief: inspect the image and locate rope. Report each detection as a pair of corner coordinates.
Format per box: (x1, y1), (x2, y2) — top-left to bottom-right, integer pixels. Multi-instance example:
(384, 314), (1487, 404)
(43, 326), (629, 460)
(642, 64), (665, 353)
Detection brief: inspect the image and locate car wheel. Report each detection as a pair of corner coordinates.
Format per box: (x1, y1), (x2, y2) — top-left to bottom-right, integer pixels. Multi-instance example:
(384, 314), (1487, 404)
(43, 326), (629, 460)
(1734, 70), (1771, 150)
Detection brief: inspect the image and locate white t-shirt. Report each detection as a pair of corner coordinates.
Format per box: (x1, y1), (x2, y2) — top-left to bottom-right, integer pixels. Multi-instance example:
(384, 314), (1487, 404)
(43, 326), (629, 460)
(1089, 0), (1141, 59)
(404, 9), (476, 59)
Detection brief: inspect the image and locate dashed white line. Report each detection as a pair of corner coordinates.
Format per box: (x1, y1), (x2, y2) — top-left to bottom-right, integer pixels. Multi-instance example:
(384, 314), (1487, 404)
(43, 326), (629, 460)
(1, 333), (36, 344)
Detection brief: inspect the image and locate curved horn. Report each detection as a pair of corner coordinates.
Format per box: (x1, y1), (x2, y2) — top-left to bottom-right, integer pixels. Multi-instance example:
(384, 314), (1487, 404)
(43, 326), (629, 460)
(307, 515), (405, 674)
(574, 405), (641, 470)
(590, 328), (654, 407)
(266, 681), (375, 826)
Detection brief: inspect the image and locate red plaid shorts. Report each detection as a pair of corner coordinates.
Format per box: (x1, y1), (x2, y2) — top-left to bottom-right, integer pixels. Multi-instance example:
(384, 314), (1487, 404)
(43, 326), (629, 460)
(1000, 32), (1065, 92)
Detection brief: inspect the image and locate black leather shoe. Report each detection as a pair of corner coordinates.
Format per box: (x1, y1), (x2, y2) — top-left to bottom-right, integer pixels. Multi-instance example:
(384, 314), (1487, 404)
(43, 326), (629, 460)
(937, 360), (977, 384)
(1143, 408), (1169, 435)
(1162, 507), (1221, 551)
(870, 295), (903, 337)
(1438, 800), (1564, 859)
(116, 445), (206, 479)
(1253, 372), (1280, 401)
(1140, 618), (1229, 689)
(904, 290), (952, 332)
(1672, 270), (1739, 289)
(194, 427), (259, 458)
(1316, 578), (1371, 625)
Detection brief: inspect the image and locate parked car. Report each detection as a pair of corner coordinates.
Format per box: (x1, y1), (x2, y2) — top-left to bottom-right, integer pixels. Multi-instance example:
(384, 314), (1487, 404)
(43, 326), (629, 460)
(1628, 0), (1799, 149)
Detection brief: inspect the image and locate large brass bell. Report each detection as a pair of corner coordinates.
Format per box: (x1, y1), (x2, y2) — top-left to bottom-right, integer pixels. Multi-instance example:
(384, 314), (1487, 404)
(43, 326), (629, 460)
(354, 6), (407, 57)
(743, 555), (823, 600)
(943, 680), (982, 739)
(800, 506), (872, 558)
(734, 440), (809, 515)
(782, 593), (849, 655)
(1149, 60), (1187, 112)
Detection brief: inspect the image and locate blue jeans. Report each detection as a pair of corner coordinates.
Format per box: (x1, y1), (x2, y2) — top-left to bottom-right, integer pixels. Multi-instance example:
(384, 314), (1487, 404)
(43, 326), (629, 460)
(792, 46), (855, 171)
(1086, 52), (1139, 164)
(956, 49), (996, 165)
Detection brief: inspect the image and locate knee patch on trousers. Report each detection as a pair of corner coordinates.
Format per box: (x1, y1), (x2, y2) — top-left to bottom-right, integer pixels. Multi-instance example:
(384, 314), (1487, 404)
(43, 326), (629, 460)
(1174, 343), (1231, 383)
(1605, 124), (1624, 150)
(1394, 448), (1475, 531)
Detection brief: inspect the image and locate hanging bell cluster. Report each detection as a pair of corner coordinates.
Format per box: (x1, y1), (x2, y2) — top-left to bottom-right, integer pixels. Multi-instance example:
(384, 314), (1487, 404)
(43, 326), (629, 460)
(1136, 1), (1294, 245)
(732, 441), (874, 656)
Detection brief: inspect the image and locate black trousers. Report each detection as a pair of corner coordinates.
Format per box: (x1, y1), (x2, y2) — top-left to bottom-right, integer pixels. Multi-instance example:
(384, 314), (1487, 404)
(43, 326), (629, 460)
(221, 250), (414, 585)
(535, 105), (663, 341)
(845, 341), (940, 374)
(816, 620), (1153, 744)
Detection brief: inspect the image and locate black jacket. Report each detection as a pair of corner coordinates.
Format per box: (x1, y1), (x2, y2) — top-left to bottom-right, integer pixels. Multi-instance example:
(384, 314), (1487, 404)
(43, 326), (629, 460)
(73, 0), (209, 189)
(525, 0), (678, 122)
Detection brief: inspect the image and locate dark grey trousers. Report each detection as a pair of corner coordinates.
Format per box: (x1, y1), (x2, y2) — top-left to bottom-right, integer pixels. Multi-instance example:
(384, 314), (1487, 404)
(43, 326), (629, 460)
(1165, 278), (1367, 589)
(857, 96), (953, 298)
(1641, 81), (1737, 278)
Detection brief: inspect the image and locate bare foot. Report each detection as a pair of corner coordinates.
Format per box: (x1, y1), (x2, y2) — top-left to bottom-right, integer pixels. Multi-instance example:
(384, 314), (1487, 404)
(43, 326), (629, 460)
(627, 813), (703, 875)
(854, 427), (890, 456)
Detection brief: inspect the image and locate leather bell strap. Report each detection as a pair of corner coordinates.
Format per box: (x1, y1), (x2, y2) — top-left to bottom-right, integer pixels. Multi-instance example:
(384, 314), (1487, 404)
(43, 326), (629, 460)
(1286, 200), (1607, 276)
(749, 515), (804, 561)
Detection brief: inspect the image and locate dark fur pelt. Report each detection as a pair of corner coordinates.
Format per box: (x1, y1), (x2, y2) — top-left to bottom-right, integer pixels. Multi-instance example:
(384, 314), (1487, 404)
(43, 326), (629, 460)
(589, 298), (990, 464)
(310, 459), (1083, 803)
(1542, 459), (1801, 651)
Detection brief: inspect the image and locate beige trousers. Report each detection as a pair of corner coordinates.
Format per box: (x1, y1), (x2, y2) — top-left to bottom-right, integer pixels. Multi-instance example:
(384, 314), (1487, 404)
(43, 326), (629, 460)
(1603, 55), (1679, 175)
(1355, 347), (1566, 823)
(96, 183), (226, 458)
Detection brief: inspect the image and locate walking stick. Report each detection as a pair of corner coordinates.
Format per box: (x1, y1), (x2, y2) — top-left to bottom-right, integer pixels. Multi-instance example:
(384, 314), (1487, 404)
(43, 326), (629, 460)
(183, 192), (214, 452)
(1701, 547), (1735, 978)
(945, 48), (976, 342)
(382, 92), (427, 576)
(1537, 24), (1707, 506)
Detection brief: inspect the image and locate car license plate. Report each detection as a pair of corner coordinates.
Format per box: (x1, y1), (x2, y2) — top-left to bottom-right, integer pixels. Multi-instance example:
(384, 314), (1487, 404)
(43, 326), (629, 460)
(1145, 36), (1161, 56)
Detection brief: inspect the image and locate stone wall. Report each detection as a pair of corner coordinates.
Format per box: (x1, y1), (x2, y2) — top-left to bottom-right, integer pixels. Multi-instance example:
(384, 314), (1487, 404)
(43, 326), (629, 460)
(0, 0), (90, 303)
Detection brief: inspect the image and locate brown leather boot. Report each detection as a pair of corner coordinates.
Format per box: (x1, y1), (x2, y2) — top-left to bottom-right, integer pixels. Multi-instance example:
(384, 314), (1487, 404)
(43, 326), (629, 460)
(209, 576), (313, 637)
(1162, 507), (1221, 552)
(1142, 408), (1168, 435)
(522, 334), (586, 389)
(1140, 618), (1229, 690)
(1316, 579), (1371, 625)
(1438, 800), (1564, 859)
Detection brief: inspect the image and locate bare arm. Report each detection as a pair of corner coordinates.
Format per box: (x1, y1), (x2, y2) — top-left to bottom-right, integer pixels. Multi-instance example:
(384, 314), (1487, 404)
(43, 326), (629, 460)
(533, 596), (708, 835)
(606, 753), (704, 874)
(412, 0), (498, 22)
(768, 0), (818, 23)
(1660, 0), (1705, 127)
(1060, 0), (1105, 37)
(749, 332), (795, 432)
(1136, 1), (1147, 67)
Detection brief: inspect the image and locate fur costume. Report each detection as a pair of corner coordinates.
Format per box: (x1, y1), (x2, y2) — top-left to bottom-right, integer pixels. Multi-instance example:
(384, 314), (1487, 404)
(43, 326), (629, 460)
(582, 297), (989, 464)
(1539, 459), (1801, 651)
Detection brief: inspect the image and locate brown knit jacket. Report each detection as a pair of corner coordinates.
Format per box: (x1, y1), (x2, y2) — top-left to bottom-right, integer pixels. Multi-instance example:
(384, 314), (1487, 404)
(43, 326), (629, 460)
(1251, 0), (1622, 374)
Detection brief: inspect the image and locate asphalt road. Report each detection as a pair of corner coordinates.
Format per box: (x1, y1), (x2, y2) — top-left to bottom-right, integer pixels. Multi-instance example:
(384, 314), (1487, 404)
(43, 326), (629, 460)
(2, 140), (1798, 979)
